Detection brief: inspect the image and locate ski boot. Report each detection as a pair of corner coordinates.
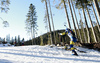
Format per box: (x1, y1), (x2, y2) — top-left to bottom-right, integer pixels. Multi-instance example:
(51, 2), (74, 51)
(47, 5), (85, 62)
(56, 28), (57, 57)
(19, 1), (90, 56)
(72, 50), (78, 56)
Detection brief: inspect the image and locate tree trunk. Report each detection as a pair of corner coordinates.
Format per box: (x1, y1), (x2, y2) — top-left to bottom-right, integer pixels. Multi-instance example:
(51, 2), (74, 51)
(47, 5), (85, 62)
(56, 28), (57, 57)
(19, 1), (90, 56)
(68, 0), (77, 38)
(48, 0), (56, 44)
(81, 7), (90, 43)
(79, 9), (87, 43)
(63, 0), (71, 29)
(33, 30), (36, 45)
(80, 0), (90, 43)
(86, 4), (97, 43)
(93, 0), (100, 21)
(70, 0), (82, 43)
(91, 2), (100, 32)
(45, 0), (53, 45)
(31, 27), (33, 45)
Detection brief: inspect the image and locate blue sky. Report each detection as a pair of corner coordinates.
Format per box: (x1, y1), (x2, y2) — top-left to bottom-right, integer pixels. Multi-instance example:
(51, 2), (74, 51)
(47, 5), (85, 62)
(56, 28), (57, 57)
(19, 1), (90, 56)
(0, 0), (68, 40)
(0, 0), (98, 41)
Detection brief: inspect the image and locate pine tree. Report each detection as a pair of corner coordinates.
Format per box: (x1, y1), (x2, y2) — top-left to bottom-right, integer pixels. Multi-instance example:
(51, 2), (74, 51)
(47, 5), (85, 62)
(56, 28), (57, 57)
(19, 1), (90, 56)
(0, 0), (10, 12)
(14, 36), (17, 46)
(18, 35), (21, 46)
(25, 4), (37, 45)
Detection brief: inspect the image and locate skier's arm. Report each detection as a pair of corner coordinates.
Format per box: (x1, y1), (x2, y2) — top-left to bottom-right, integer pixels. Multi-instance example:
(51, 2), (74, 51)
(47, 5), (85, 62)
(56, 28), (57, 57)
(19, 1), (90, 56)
(59, 32), (67, 35)
(62, 32), (66, 35)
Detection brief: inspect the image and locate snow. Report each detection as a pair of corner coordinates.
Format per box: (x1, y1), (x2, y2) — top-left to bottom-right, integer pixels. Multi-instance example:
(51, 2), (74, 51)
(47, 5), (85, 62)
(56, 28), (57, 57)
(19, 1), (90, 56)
(0, 44), (100, 63)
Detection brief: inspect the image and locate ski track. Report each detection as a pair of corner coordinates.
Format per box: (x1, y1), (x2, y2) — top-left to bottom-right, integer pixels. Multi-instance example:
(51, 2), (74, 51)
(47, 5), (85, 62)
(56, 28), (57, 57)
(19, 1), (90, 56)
(0, 45), (100, 63)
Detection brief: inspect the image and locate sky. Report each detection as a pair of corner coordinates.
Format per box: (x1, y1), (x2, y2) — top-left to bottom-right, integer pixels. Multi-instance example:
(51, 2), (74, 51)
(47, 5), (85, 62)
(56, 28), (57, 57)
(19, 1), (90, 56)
(0, 0), (68, 41)
(0, 0), (99, 41)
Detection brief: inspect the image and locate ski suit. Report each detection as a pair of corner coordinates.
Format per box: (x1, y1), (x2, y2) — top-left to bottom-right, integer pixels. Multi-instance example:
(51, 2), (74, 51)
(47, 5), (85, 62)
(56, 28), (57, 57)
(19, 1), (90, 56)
(61, 28), (78, 55)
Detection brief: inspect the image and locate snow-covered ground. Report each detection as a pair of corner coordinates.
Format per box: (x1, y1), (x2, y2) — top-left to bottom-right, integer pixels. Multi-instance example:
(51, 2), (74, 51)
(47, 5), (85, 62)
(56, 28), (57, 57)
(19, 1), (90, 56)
(0, 44), (100, 63)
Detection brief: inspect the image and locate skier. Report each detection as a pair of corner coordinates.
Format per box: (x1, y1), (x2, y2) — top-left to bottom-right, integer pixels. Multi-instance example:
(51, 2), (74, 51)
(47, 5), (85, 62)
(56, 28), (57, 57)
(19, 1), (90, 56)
(59, 28), (78, 56)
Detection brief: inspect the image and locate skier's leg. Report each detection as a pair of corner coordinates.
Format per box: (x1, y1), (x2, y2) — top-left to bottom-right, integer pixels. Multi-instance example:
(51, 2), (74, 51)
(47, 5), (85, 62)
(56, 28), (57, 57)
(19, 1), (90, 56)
(72, 50), (78, 55)
(70, 41), (78, 55)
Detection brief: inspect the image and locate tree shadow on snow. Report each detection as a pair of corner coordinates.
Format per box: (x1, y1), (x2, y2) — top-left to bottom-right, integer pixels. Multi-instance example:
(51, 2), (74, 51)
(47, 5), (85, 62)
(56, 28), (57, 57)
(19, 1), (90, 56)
(0, 59), (13, 63)
(80, 54), (100, 58)
(0, 51), (100, 63)
(0, 48), (59, 55)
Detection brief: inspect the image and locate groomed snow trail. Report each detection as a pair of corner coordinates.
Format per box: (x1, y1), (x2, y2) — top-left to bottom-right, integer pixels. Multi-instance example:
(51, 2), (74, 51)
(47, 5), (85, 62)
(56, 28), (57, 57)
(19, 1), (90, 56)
(0, 45), (100, 63)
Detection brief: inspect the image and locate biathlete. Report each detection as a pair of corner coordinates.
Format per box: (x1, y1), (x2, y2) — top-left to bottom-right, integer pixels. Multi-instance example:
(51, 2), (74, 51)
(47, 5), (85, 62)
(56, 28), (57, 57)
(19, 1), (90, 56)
(59, 28), (78, 56)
